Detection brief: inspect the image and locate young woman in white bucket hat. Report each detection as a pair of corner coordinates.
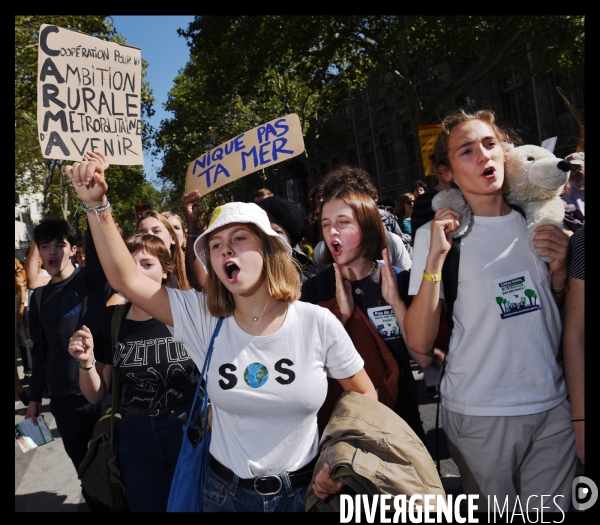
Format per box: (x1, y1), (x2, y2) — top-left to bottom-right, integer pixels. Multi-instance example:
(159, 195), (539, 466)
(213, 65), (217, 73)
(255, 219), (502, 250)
(66, 156), (376, 512)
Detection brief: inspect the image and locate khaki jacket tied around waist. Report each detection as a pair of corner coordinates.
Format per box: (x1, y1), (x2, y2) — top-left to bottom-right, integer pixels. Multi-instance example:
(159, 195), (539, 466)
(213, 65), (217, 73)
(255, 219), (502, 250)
(305, 391), (446, 512)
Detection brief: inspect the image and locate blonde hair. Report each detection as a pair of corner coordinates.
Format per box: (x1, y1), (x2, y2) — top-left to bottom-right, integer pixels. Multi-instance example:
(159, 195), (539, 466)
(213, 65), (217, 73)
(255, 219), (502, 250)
(161, 211), (187, 250)
(136, 210), (190, 290)
(203, 223), (301, 317)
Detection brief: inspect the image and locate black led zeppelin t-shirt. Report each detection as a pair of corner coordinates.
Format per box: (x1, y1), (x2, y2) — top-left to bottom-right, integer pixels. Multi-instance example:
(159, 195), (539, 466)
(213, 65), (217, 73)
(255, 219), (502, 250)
(93, 303), (198, 410)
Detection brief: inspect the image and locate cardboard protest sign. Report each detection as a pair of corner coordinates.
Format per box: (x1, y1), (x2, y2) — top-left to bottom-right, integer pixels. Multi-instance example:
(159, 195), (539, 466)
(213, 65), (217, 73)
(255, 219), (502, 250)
(418, 123), (442, 176)
(185, 114), (305, 195)
(37, 24), (143, 165)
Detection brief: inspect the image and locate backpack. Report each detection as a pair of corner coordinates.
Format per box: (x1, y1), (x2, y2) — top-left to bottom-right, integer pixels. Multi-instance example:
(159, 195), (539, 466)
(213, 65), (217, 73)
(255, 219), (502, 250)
(378, 207), (413, 257)
(439, 203), (526, 352)
(77, 305), (128, 510)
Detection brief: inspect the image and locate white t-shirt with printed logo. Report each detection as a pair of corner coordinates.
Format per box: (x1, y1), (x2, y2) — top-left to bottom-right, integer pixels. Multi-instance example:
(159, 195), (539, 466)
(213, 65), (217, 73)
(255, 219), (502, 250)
(166, 289), (364, 478)
(409, 210), (566, 416)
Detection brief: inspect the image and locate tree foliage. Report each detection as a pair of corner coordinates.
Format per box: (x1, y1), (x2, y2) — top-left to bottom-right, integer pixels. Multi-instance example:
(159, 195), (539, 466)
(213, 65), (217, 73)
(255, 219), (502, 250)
(156, 15), (584, 188)
(15, 15), (159, 237)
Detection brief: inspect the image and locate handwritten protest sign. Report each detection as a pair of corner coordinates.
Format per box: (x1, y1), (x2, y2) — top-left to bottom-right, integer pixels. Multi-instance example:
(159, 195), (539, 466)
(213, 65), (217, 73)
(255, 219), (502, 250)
(185, 114), (305, 195)
(418, 123), (442, 176)
(37, 24), (143, 165)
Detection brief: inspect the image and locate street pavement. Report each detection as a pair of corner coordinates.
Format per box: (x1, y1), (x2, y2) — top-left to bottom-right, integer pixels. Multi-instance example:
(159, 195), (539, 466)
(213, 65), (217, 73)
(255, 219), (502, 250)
(15, 341), (462, 512)
(15, 340), (89, 512)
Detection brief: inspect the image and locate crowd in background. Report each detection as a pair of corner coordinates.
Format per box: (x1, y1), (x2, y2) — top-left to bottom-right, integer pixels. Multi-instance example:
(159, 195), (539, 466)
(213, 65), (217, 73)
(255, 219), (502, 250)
(15, 109), (585, 513)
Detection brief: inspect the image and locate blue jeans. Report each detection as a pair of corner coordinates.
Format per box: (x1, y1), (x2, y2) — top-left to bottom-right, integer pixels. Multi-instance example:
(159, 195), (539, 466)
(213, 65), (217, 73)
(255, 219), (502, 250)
(203, 465), (307, 512)
(119, 401), (191, 512)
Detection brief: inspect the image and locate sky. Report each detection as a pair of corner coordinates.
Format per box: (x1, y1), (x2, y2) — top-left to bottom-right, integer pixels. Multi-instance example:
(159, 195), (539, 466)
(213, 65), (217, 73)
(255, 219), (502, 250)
(110, 15), (195, 184)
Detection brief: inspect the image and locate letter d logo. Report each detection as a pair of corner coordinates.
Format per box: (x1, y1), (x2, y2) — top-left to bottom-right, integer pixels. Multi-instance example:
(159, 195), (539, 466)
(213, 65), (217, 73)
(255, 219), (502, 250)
(572, 476), (598, 511)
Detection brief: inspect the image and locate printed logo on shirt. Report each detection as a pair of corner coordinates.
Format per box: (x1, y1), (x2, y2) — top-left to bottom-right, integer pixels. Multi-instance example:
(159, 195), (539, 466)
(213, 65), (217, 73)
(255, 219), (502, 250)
(116, 338), (190, 367)
(367, 305), (400, 341)
(125, 363), (187, 408)
(492, 270), (541, 320)
(244, 362), (269, 388)
(218, 359), (296, 390)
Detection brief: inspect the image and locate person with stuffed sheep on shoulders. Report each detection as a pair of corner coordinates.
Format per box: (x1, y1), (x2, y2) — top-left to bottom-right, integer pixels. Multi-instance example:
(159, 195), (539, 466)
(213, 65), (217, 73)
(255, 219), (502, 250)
(404, 109), (576, 512)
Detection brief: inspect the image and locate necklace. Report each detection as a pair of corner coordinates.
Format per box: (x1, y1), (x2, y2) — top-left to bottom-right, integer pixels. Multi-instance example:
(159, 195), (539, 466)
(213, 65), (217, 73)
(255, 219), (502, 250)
(235, 301), (282, 322)
(352, 261), (377, 295)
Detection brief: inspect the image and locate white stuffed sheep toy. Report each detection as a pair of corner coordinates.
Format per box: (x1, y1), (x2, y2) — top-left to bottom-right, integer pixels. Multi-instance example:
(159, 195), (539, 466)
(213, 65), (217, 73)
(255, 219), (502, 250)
(432, 144), (571, 262)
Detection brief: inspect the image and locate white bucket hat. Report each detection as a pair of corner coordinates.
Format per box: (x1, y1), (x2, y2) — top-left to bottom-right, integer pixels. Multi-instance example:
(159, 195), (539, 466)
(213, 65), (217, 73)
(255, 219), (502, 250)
(193, 202), (291, 265)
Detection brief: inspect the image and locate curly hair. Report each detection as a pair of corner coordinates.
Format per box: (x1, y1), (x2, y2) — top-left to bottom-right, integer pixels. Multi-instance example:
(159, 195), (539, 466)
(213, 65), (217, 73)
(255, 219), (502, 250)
(321, 165), (378, 202)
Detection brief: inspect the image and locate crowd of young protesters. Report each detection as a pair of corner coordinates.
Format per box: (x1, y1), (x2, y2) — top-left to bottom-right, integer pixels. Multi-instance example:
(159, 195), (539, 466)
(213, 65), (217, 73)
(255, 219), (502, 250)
(19, 107), (584, 513)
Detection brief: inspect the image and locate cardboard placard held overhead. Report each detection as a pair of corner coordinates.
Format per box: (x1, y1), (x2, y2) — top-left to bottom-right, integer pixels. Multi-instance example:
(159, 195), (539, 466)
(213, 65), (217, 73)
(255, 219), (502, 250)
(185, 114), (305, 195)
(37, 24), (143, 165)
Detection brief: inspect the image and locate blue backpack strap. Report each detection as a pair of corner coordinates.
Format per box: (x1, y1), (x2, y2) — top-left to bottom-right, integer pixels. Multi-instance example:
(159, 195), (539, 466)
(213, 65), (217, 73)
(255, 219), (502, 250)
(187, 317), (224, 432)
(376, 261), (400, 274)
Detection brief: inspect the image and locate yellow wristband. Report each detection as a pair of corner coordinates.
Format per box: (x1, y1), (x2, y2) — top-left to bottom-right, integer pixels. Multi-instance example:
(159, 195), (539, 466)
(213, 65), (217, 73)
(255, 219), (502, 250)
(423, 271), (442, 282)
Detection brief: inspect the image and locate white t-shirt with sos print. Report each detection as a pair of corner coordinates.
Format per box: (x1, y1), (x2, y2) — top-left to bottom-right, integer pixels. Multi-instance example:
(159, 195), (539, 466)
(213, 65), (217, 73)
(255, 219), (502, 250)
(409, 210), (567, 416)
(166, 289), (364, 478)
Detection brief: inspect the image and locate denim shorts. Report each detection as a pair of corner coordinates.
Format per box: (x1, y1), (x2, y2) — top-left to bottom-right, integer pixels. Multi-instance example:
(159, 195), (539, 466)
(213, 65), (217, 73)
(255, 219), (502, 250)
(203, 464), (307, 512)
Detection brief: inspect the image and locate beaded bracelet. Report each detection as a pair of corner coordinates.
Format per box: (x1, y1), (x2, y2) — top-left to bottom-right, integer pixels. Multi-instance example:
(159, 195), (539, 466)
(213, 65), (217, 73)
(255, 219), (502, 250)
(186, 232), (199, 238)
(81, 198), (111, 221)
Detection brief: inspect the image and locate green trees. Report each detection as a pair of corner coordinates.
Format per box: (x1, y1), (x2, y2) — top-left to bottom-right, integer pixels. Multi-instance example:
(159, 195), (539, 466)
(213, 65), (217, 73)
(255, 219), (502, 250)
(15, 16), (159, 237)
(156, 15), (584, 192)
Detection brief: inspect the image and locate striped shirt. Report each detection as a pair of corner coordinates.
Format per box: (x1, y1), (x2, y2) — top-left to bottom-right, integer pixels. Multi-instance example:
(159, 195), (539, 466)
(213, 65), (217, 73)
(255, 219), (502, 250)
(567, 225), (585, 280)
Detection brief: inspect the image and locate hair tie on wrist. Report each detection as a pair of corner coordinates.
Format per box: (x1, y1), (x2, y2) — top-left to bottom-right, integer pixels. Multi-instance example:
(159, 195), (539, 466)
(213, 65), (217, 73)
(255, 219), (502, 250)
(79, 358), (96, 370)
(571, 418), (585, 422)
